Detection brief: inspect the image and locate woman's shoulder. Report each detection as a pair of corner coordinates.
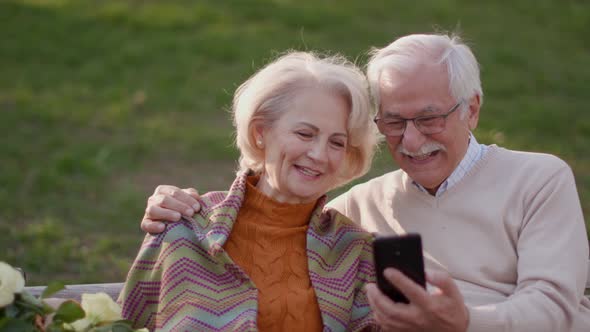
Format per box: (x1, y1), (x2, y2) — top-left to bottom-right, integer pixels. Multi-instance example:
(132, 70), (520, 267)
(318, 207), (374, 242)
(198, 190), (231, 210)
(148, 218), (200, 246)
(149, 190), (231, 244)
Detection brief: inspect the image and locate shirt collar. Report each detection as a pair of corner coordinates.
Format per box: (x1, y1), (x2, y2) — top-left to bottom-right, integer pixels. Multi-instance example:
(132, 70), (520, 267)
(412, 133), (484, 196)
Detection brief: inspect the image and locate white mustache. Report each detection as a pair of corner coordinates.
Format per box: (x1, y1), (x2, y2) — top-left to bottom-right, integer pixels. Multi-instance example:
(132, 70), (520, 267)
(397, 142), (446, 157)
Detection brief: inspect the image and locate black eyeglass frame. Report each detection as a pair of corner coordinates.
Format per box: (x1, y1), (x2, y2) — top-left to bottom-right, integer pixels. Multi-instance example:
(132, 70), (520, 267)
(373, 101), (463, 136)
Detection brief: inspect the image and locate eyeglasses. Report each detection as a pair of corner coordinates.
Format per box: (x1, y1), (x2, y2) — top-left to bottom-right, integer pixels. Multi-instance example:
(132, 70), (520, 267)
(373, 101), (463, 136)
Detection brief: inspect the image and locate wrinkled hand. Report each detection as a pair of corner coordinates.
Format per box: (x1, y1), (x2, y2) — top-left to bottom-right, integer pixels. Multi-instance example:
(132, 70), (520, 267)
(140, 185), (201, 234)
(366, 268), (469, 332)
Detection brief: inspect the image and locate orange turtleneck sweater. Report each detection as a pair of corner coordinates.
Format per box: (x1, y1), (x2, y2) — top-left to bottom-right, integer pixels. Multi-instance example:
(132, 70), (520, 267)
(224, 176), (323, 332)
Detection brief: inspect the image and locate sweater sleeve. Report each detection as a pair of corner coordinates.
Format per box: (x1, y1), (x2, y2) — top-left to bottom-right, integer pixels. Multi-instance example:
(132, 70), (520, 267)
(328, 187), (366, 227)
(327, 191), (349, 216)
(467, 163), (589, 332)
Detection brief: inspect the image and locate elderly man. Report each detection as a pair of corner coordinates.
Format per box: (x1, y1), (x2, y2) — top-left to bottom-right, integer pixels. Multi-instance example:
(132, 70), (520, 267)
(139, 34), (590, 331)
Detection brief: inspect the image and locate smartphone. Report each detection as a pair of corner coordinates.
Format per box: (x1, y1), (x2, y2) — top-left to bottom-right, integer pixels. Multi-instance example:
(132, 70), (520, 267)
(373, 233), (426, 303)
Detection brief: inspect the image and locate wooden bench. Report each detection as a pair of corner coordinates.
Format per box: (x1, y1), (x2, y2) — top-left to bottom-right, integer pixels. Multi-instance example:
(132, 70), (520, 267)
(25, 264), (590, 301)
(26, 282), (123, 302)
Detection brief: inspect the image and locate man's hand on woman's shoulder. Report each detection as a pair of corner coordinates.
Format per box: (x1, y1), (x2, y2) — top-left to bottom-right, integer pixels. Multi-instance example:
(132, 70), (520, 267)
(141, 185), (201, 234)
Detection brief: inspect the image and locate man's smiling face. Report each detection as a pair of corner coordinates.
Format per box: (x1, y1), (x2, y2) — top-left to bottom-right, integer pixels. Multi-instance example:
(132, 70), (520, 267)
(378, 63), (480, 194)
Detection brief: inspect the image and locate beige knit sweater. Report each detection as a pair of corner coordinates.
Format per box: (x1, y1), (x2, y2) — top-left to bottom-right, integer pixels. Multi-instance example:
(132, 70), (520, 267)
(328, 145), (590, 331)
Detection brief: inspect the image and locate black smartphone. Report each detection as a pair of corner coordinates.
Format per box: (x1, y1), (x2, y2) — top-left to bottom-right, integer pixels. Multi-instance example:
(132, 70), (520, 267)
(373, 233), (426, 303)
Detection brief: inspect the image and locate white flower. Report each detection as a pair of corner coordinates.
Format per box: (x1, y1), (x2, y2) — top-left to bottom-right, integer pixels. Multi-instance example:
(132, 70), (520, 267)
(70, 292), (123, 331)
(0, 261), (25, 307)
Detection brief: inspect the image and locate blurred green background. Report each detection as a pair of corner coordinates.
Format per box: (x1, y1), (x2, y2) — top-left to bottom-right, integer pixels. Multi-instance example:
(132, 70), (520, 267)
(2, 0), (589, 285)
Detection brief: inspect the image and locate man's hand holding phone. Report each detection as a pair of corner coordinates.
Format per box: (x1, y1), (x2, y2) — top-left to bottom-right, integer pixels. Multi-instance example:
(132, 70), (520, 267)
(367, 234), (470, 332)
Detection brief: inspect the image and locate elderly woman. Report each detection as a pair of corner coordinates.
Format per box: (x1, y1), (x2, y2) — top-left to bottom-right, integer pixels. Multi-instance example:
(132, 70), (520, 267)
(119, 51), (378, 331)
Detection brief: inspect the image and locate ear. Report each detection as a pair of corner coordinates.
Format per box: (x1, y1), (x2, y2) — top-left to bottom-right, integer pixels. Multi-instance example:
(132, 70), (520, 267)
(466, 94), (481, 131)
(250, 120), (265, 148)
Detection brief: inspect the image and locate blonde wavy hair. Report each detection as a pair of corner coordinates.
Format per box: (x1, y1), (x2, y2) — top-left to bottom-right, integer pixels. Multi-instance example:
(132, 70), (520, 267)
(232, 51), (378, 189)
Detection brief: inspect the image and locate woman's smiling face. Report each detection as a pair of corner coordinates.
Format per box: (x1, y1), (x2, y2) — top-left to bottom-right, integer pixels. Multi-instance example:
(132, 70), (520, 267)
(255, 88), (349, 204)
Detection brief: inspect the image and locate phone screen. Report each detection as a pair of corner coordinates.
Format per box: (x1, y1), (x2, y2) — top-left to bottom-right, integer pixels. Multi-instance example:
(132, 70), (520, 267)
(373, 233), (426, 303)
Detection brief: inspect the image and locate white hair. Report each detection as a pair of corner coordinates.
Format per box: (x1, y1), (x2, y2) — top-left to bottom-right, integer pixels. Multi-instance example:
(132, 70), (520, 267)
(367, 33), (483, 114)
(233, 51), (378, 188)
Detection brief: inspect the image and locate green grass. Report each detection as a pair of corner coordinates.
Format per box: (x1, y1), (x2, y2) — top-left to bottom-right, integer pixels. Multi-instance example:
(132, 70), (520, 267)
(1, 0), (589, 285)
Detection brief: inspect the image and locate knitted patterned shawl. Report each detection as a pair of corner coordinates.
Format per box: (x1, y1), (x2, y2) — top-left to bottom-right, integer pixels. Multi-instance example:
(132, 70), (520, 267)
(119, 171), (376, 331)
